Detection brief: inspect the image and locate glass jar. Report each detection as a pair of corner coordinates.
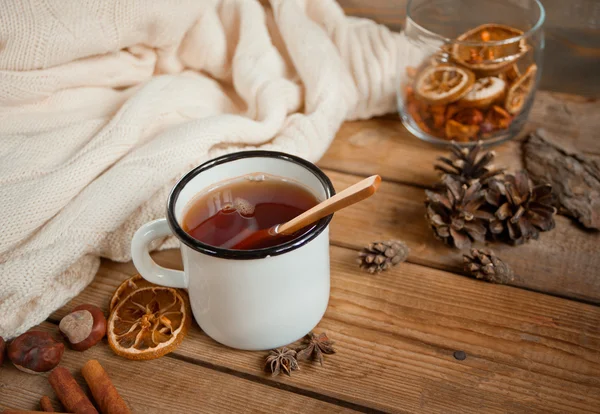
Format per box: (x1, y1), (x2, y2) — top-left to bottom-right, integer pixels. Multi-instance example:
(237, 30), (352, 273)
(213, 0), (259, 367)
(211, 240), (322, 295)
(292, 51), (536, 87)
(397, 0), (545, 146)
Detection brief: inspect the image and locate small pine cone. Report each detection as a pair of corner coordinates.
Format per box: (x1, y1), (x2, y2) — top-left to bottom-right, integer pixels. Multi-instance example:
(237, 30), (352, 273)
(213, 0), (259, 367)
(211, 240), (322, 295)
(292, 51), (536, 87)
(434, 142), (504, 186)
(463, 248), (515, 284)
(358, 240), (409, 274)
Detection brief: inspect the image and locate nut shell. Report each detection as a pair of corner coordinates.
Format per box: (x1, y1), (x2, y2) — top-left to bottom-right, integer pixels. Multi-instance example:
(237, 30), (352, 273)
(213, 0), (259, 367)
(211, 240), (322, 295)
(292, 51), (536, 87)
(60, 304), (106, 351)
(8, 331), (64, 373)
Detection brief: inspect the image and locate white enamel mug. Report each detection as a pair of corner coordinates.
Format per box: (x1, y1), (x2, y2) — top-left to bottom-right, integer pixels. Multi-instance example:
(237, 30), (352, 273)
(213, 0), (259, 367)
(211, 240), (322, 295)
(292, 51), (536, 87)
(131, 151), (335, 350)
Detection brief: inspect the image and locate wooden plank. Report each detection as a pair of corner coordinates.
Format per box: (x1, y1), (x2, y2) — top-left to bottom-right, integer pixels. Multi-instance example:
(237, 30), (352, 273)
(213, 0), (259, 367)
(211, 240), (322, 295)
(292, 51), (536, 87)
(320, 115), (524, 187)
(325, 169), (600, 303)
(0, 323), (350, 414)
(48, 246), (600, 413)
(319, 91), (600, 189)
(528, 92), (600, 154)
(338, 0), (600, 97)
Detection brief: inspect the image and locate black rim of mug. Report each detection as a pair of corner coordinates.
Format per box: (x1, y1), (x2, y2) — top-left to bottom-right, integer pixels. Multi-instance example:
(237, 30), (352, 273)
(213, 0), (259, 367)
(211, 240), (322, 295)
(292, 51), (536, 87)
(167, 150), (336, 260)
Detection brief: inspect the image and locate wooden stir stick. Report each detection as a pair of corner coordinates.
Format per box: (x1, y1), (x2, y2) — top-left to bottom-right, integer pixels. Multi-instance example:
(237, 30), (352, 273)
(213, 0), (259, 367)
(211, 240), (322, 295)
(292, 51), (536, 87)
(232, 175), (381, 249)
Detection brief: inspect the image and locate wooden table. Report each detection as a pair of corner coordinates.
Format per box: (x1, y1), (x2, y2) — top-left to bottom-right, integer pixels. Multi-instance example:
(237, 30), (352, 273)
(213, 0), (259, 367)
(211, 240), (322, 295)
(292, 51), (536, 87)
(3, 98), (598, 414)
(2, 4), (600, 414)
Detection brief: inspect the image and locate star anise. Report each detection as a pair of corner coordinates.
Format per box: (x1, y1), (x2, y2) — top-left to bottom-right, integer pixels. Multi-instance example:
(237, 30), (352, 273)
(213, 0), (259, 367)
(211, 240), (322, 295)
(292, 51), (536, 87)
(264, 347), (299, 377)
(296, 332), (336, 366)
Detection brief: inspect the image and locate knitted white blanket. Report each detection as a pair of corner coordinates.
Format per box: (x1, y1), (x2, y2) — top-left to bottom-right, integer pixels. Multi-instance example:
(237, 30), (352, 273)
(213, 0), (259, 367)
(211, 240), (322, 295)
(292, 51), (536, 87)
(0, 0), (404, 338)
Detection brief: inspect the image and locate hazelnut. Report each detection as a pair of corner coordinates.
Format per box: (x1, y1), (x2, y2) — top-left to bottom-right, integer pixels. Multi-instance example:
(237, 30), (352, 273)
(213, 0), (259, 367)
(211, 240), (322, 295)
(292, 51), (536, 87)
(59, 304), (106, 351)
(8, 331), (64, 374)
(0, 336), (5, 366)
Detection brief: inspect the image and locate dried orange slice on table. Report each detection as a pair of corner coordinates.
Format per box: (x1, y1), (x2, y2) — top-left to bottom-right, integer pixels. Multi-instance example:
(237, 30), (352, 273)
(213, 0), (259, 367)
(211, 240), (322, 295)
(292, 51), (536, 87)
(451, 24), (529, 75)
(109, 274), (157, 312)
(108, 286), (191, 360)
(505, 64), (537, 114)
(414, 64), (476, 105)
(458, 77), (506, 109)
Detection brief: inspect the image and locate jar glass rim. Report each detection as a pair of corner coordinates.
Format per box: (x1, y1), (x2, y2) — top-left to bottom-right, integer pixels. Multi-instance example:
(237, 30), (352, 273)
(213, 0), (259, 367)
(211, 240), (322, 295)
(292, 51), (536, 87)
(406, 0), (546, 46)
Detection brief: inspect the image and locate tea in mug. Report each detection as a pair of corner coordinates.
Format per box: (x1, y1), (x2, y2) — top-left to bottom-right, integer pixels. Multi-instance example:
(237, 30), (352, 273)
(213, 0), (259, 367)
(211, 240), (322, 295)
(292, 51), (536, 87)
(182, 174), (319, 250)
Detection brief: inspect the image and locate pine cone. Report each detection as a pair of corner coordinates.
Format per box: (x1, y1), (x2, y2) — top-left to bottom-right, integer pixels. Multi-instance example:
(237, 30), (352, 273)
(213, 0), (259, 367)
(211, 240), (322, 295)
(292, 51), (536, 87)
(485, 171), (556, 245)
(463, 248), (515, 284)
(435, 142), (504, 186)
(358, 240), (409, 273)
(425, 176), (493, 250)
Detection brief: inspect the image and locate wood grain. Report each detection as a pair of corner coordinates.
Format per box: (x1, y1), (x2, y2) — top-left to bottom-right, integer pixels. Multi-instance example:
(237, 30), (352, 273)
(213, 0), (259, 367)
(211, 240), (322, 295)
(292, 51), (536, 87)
(2, 3), (597, 414)
(6, 98), (598, 412)
(319, 91), (600, 189)
(317, 90), (600, 303)
(45, 246), (600, 414)
(0, 324), (348, 414)
(320, 115), (524, 188)
(338, 0), (600, 97)
(326, 169), (600, 303)
(278, 175), (381, 235)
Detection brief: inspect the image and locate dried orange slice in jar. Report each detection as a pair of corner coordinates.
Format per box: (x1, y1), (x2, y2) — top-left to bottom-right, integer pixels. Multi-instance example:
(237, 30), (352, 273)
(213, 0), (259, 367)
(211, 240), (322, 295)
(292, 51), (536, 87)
(414, 64), (475, 105)
(108, 287), (191, 360)
(458, 77), (506, 109)
(109, 274), (157, 312)
(451, 24), (529, 75)
(499, 64), (521, 84)
(505, 64), (537, 114)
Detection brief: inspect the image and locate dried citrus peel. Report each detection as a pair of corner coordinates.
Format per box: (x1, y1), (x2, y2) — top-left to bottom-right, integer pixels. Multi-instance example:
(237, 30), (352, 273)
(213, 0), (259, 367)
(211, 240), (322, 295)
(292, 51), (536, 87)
(481, 105), (513, 135)
(445, 120), (480, 142)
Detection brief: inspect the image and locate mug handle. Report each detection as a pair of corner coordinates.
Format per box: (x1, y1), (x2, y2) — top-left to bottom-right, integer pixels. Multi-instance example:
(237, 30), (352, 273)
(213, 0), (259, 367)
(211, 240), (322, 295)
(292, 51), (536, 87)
(131, 218), (188, 288)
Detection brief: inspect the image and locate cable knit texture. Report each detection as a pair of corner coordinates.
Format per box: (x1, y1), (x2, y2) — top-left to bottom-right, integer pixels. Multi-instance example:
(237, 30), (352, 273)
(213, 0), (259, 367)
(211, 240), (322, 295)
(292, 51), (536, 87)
(0, 0), (405, 338)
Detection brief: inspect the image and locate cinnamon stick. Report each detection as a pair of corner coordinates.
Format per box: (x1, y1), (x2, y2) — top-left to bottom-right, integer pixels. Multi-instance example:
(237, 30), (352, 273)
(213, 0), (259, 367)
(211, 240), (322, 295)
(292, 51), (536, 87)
(48, 367), (98, 414)
(81, 360), (131, 414)
(39, 396), (54, 412)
